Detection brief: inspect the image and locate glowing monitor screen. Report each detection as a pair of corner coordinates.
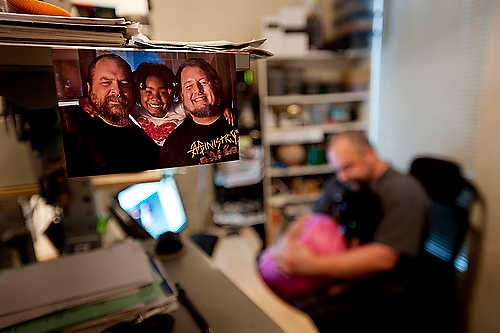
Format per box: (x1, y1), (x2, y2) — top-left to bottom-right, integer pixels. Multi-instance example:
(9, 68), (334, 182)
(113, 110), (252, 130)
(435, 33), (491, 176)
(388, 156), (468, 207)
(117, 177), (186, 239)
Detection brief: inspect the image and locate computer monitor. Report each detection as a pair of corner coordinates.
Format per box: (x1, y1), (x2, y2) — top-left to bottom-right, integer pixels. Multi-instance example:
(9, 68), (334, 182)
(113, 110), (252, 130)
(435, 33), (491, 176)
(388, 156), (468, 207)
(116, 177), (187, 239)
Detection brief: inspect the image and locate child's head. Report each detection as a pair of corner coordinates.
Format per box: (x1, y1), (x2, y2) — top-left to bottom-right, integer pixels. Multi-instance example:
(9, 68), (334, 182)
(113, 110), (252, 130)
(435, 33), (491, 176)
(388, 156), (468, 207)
(134, 63), (175, 118)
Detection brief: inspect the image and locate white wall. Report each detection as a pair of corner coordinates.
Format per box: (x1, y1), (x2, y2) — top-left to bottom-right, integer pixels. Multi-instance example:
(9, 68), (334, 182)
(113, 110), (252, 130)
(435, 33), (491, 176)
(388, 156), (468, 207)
(376, 1), (500, 332)
(375, 0), (492, 175)
(69, 0), (148, 16)
(470, 2), (500, 331)
(150, 0), (305, 42)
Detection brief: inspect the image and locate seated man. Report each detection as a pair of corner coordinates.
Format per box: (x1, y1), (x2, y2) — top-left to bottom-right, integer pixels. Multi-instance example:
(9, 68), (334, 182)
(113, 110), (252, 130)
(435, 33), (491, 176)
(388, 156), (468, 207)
(277, 131), (430, 332)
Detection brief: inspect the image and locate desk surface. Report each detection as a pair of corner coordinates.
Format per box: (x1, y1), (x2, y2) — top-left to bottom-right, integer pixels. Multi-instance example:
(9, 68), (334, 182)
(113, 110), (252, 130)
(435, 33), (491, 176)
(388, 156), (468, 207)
(159, 239), (284, 333)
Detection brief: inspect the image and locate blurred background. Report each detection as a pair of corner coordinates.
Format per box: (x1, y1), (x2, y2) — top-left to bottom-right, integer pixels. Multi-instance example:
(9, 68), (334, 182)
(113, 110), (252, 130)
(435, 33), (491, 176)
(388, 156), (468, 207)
(1, 0), (500, 332)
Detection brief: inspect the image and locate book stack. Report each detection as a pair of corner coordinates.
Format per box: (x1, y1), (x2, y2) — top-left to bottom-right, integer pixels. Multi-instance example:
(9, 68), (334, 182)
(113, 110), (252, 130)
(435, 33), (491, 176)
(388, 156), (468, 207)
(0, 12), (133, 46)
(0, 239), (178, 332)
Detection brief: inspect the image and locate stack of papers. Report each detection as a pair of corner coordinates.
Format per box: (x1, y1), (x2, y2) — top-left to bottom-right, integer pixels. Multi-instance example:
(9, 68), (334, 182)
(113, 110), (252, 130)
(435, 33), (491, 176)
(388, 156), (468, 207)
(0, 13), (130, 46)
(0, 12), (273, 57)
(0, 239), (177, 332)
(132, 35), (273, 58)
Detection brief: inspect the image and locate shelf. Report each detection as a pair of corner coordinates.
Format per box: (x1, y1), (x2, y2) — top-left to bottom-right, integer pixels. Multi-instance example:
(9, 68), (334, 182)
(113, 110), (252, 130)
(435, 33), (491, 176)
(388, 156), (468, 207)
(264, 121), (367, 145)
(265, 126), (324, 145)
(265, 91), (369, 106)
(213, 212), (266, 227)
(321, 121), (367, 133)
(91, 171), (163, 188)
(0, 171), (165, 199)
(267, 164), (334, 177)
(268, 192), (321, 208)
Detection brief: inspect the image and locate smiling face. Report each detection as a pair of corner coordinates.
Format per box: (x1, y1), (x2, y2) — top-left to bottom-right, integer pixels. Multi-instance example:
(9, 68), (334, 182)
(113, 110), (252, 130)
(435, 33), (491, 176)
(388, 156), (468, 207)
(327, 137), (376, 190)
(140, 75), (172, 118)
(180, 65), (219, 118)
(87, 57), (133, 127)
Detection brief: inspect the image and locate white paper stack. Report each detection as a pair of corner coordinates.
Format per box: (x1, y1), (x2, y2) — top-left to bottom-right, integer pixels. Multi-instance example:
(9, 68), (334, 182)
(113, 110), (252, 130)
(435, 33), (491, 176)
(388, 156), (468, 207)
(131, 35), (273, 58)
(0, 239), (177, 332)
(0, 13), (129, 46)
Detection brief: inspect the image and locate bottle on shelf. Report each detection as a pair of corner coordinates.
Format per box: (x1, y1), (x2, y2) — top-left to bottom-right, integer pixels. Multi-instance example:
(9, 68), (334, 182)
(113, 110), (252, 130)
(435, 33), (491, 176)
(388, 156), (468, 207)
(306, 0), (324, 49)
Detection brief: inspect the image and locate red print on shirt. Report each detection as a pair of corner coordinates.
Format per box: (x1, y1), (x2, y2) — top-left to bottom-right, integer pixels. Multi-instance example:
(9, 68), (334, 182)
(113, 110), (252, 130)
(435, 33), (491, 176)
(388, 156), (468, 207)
(137, 116), (177, 143)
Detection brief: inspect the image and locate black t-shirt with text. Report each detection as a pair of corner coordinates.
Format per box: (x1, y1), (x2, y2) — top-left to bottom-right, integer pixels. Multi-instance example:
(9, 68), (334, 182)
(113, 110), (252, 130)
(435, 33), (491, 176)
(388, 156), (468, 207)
(159, 115), (239, 167)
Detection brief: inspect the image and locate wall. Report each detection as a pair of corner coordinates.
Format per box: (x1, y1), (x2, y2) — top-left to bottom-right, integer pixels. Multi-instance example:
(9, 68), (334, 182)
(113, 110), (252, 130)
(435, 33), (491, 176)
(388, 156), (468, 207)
(376, 1), (499, 332)
(375, 0), (492, 175)
(69, 0), (148, 16)
(470, 1), (500, 331)
(0, 101), (38, 187)
(149, 0), (330, 42)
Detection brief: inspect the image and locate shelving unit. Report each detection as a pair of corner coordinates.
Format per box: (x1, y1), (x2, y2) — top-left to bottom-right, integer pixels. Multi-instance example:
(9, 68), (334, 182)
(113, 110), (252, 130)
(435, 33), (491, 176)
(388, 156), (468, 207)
(258, 51), (372, 245)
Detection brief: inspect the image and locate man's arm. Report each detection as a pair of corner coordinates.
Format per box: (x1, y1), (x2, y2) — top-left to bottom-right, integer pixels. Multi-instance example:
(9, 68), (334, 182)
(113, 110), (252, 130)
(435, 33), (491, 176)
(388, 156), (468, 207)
(279, 242), (399, 280)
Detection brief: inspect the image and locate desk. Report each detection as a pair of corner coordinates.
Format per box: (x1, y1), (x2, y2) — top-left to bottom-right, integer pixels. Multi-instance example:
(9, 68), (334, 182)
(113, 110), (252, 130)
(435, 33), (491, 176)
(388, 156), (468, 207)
(159, 239), (284, 333)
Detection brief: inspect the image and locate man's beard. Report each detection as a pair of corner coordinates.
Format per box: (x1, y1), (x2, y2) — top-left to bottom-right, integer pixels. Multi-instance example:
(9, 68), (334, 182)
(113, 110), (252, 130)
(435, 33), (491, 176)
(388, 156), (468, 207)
(344, 181), (360, 192)
(344, 180), (369, 192)
(184, 102), (220, 118)
(90, 92), (130, 127)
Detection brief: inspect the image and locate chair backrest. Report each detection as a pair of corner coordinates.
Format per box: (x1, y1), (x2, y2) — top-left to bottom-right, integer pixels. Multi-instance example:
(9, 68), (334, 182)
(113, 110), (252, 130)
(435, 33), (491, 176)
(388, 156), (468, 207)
(409, 157), (484, 333)
(409, 157), (478, 265)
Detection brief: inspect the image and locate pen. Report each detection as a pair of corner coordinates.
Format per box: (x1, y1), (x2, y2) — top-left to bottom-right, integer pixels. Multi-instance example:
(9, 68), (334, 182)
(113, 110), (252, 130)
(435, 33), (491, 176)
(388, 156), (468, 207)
(176, 283), (214, 333)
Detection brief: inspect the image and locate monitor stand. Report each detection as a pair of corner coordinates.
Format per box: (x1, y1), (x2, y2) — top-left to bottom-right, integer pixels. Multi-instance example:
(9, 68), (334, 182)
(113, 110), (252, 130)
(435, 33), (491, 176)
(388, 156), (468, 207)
(155, 231), (184, 260)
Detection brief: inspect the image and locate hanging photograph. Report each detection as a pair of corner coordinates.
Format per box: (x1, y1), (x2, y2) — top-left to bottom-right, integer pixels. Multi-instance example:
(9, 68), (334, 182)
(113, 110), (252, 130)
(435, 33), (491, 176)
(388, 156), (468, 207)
(52, 48), (239, 177)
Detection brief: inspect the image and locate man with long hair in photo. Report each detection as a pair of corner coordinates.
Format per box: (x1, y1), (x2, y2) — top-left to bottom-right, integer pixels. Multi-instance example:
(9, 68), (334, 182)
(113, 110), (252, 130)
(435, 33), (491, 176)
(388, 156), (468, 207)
(159, 58), (239, 167)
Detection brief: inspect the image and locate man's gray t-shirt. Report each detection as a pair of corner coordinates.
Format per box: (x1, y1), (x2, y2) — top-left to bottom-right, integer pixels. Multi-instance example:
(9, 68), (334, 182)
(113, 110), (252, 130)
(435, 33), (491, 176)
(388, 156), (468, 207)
(371, 168), (429, 256)
(313, 167), (429, 257)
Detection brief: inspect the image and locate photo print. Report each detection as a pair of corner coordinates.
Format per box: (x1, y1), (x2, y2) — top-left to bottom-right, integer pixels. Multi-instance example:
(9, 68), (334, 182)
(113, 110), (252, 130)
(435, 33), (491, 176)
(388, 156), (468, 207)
(52, 48), (239, 177)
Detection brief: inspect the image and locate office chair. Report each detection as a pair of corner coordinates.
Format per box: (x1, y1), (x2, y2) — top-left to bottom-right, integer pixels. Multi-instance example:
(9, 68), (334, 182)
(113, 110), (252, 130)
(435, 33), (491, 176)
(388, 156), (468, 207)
(409, 157), (485, 333)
